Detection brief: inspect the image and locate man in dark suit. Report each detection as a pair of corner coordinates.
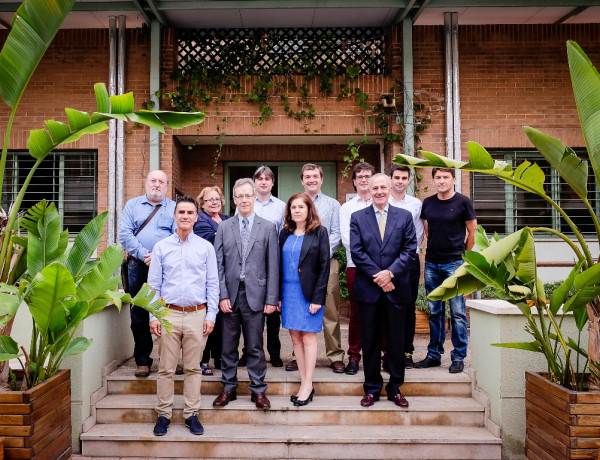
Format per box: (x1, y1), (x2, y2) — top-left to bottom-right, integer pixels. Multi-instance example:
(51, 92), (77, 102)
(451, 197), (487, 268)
(350, 173), (417, 408)
(213, 178), (279, 409)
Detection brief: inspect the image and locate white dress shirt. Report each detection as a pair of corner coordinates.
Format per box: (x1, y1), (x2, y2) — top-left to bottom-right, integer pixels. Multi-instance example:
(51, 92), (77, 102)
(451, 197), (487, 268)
(339, 195), (372, 268)
(389, 193), (425, 252)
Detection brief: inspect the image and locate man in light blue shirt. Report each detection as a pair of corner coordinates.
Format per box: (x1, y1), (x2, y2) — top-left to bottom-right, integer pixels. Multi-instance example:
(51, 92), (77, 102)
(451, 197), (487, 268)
(295, 163), (344, 374)
(118, 170), (176, 378)
(148, 196), (219, 437)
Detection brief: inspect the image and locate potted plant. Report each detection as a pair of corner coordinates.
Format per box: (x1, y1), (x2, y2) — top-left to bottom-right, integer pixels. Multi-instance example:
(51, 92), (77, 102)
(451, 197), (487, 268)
(0, 1), (205, 458)
(393, 40), (600, 459)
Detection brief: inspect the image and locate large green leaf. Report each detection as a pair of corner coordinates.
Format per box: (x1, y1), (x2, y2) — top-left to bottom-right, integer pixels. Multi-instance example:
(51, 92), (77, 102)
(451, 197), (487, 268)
(524, 127), (589, 201)
(64, 212), (108, 278)
(0, 288), (21, 328)
(26, 262), (76, 336)
(0, 335), (21, 361)
(567, 41), (600, 188)
(76, 244), (122, 302)
(63, 337), (93, 358)
(0, 0), (76, 108)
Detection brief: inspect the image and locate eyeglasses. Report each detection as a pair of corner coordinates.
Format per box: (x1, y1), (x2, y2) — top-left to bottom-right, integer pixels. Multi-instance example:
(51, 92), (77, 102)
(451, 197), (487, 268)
(356, 175), (372, 181)
(204, 198), (221, 203)
(234, 194), (255, 200)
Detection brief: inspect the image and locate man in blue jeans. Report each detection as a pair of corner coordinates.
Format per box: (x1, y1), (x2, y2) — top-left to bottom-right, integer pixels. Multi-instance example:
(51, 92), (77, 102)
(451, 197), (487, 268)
(119, 170), (176, 377)
(415, 168), (477, 374)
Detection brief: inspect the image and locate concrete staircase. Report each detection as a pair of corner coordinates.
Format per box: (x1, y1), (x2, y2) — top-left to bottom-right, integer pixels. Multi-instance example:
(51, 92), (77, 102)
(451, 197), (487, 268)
(80, 364), (501, 459)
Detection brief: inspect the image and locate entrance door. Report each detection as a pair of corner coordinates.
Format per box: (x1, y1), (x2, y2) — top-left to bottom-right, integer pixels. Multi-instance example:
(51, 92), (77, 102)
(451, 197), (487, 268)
(225, 162), (337, 215)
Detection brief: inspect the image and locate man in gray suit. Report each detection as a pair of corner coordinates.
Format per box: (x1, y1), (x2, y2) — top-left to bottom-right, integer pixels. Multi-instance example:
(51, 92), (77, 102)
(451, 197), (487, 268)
(213, 178), (279, 409)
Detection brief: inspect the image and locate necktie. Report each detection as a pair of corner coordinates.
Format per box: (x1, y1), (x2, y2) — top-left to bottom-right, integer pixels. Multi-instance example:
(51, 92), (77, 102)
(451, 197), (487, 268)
(378, 209), (386, 241)
(240, 217), (249, 278)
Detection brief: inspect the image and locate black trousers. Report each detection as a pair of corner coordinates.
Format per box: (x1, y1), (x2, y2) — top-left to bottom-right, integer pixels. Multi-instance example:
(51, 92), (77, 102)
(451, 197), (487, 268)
(127, 257), (153, 367)
(359, 296), (406, 396)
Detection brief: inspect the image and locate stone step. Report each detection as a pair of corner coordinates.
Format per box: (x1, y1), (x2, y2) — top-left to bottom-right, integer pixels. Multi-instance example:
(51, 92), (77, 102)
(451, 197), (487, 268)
(95, 394), (485, 426)
(81, 423), (501, 459)
(105, 366), (473, 398)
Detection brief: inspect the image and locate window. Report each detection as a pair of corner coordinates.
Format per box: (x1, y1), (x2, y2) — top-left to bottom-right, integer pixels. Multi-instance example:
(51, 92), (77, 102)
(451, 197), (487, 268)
(471, 150), (599, 236)
(2, 151), (97, 233)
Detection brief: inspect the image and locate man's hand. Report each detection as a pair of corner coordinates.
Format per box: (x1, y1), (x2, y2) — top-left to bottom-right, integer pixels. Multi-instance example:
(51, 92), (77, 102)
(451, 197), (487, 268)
(277, 301), (282, 312)
(203, 320), (215, 336)
(150, 320), (161, 336)
(264, 304), (277, 314)
(381, 281), (395, 292)
(373, 269), (393, 287)
(144, 252), (152, 266)
(219, 298), (232, 313)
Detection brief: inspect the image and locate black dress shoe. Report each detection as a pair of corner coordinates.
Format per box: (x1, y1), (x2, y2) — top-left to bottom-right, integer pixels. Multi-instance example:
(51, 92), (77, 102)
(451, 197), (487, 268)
(360, 393), (380, 407)
(388, 392), (409, 408)
(449, 360), (464, 373)
(293, 388), (314, 407)
(285, 359), (298, 371)
(238, 354), (248, 367)
(271, 356), (284, 367)
(414, 356), (442, 368)
(345, 360), (359, 375)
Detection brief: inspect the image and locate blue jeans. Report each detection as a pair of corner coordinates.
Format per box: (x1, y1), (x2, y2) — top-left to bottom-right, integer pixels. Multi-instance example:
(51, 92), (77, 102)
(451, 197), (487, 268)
(127, 257), (153, 367)
(424, 260), (468, 362)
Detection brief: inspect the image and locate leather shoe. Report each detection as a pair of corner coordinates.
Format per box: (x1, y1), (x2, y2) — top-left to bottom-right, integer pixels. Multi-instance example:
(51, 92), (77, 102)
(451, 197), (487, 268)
(388, 392), (409, 408)
(285, 359), (298, 371)
(414, 356), (442, 368)
(360, 393), (380, 407)
(271, 356), (284, 367)
(213, 390), (237, 407)
(135, 365), (150, 378)
(344, 360), (359, 375)
(251, 392), (271, 409)
(331, 360), (345, 373)
(449, 360), (464, 373)
(185, 415), (204, 435)
(404, 353), (414, 369)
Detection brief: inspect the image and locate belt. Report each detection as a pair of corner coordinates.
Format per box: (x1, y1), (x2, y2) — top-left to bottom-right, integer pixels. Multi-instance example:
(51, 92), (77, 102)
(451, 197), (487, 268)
(166, 303), (206, 312)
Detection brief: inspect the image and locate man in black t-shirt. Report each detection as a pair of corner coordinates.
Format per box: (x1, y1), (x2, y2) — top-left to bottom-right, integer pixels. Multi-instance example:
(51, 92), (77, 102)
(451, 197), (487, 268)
(414, 168), (477, 374)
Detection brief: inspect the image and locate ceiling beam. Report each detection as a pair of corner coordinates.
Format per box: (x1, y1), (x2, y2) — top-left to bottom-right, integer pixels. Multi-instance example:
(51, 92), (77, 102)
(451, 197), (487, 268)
(411, 0), (432, 22)
(131, 0), (152, 24)
(555, 5), (589, 23)
(0, 16), (10, 29)
(146, 0), (169, 26)
(392, 0), (417, 25)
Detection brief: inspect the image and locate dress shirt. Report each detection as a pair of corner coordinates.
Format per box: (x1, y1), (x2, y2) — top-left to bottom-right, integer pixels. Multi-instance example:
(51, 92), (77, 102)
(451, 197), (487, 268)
(118, 195), (176, 261)
(312, 192), (341, 258)
(390, 194), (425, 250)
(373, 204), (390, 222)
(340, 195), (372, 268)
(238, 212), (256, 234)
(253, 195), (285, 233)
(148, 232), (219, 323)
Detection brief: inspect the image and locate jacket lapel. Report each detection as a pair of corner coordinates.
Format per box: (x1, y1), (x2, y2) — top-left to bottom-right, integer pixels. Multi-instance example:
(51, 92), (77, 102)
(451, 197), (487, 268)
(299, 232), (314, 265)
(232, 215), (242, 257)
(365, 207), (382, 247)
(381, 206), (399, 250)
(245, 217), (260, 254)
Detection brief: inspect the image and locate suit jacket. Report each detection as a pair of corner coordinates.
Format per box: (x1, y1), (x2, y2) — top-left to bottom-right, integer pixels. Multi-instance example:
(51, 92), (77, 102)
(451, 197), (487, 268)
(350, 204), (417, 306)
(194, 211), (229, 245)
(215, 214), (279, 311)
(278, 226), (330, 305)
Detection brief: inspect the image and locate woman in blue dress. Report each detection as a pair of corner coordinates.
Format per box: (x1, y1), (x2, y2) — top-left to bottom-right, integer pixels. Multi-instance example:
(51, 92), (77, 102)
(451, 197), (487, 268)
(279, 193), (330, 406)
(194, 186), (229, 375)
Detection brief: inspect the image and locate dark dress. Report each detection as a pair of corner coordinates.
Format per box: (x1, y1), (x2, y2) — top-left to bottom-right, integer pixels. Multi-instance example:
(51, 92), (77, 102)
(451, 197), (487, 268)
(194, 210), (230, 366)
(281, 234), (324, 333)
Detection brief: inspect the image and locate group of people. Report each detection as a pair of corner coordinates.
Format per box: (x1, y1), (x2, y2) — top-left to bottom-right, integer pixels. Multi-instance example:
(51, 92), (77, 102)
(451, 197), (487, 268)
(118, 162), (477, 437)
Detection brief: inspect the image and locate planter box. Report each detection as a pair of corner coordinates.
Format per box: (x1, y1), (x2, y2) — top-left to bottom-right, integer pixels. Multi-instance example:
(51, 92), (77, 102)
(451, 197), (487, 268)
(526, 370), (600, 460)
(0, 370), (71, 460)
(415, 309), (452, 334)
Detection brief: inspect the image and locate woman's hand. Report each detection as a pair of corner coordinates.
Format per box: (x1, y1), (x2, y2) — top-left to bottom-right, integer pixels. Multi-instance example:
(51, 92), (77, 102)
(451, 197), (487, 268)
(309, 303), (322, 315)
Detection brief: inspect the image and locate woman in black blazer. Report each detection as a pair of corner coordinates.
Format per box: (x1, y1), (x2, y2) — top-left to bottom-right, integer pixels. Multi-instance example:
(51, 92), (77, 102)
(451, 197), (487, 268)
(279, 193), (330, 406)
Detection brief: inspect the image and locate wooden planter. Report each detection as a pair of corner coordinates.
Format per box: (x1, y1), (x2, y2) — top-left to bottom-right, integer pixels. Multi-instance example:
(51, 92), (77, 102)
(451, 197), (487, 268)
(526, 370), (600, 460)
(0, 370), (71, 460)
(415, 309), (431, 333)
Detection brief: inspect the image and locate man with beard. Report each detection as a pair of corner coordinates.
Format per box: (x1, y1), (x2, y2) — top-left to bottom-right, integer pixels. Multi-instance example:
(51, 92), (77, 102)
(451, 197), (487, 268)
(119, 170), (176, 377)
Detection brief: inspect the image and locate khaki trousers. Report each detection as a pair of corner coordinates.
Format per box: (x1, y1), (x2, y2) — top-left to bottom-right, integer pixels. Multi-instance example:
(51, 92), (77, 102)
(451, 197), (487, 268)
(323, 257), (344, 362)
(156, 308), (207, 419)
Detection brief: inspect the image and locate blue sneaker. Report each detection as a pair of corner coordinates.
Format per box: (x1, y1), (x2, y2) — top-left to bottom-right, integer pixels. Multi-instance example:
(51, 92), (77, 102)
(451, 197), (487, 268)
(185, 415), (204, 435)
(153, 416), (170, 436)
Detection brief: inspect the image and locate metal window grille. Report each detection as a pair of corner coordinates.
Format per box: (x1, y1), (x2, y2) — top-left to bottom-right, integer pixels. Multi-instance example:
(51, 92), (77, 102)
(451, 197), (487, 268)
(470, 150), (599, 236)
(177, 27), (385, 75)
(2, 151), (97, 234)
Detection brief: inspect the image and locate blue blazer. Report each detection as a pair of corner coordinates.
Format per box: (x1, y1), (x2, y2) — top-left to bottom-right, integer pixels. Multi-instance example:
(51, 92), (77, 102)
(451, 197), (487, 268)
(350, 204), (417, 306)
(194, 211), (230, 245)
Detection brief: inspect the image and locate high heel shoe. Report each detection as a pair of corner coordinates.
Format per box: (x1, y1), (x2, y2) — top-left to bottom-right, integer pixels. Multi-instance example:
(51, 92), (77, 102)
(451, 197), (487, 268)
(293, 388), (314, 406)
(290, 395), (298, 402)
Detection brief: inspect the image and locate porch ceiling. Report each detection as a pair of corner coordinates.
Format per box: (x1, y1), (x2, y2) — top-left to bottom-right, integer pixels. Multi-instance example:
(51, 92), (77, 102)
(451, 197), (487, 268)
(176, 134), (369, 146)
(0, 1), (598, 30)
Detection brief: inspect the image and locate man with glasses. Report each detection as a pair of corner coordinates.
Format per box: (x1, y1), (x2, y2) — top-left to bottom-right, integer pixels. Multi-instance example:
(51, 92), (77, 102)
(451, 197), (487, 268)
(213, 178), (279, 409)
(339, 162), (375, 375)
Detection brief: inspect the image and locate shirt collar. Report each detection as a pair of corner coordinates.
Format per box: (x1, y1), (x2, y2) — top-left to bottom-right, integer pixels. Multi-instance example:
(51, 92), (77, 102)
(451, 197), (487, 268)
(373, 203), (389, 214)
(355, 195), (372, 205)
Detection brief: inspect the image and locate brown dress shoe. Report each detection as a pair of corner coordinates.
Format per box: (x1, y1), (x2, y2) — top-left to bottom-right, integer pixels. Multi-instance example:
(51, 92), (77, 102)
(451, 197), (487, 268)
(360, 393), (380, 407)
(135, 365), (150, 378)
(213, 390), (237, 407)
(285, 359), (298, 371)
(388, 392), (409, 408)
(251, 392), (271, 409)
(330, 360), (345, 373)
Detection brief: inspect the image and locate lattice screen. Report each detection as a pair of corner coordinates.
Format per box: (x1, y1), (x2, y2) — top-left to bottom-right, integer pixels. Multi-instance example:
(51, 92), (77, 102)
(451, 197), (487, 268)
(177, 28), (385, 75)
